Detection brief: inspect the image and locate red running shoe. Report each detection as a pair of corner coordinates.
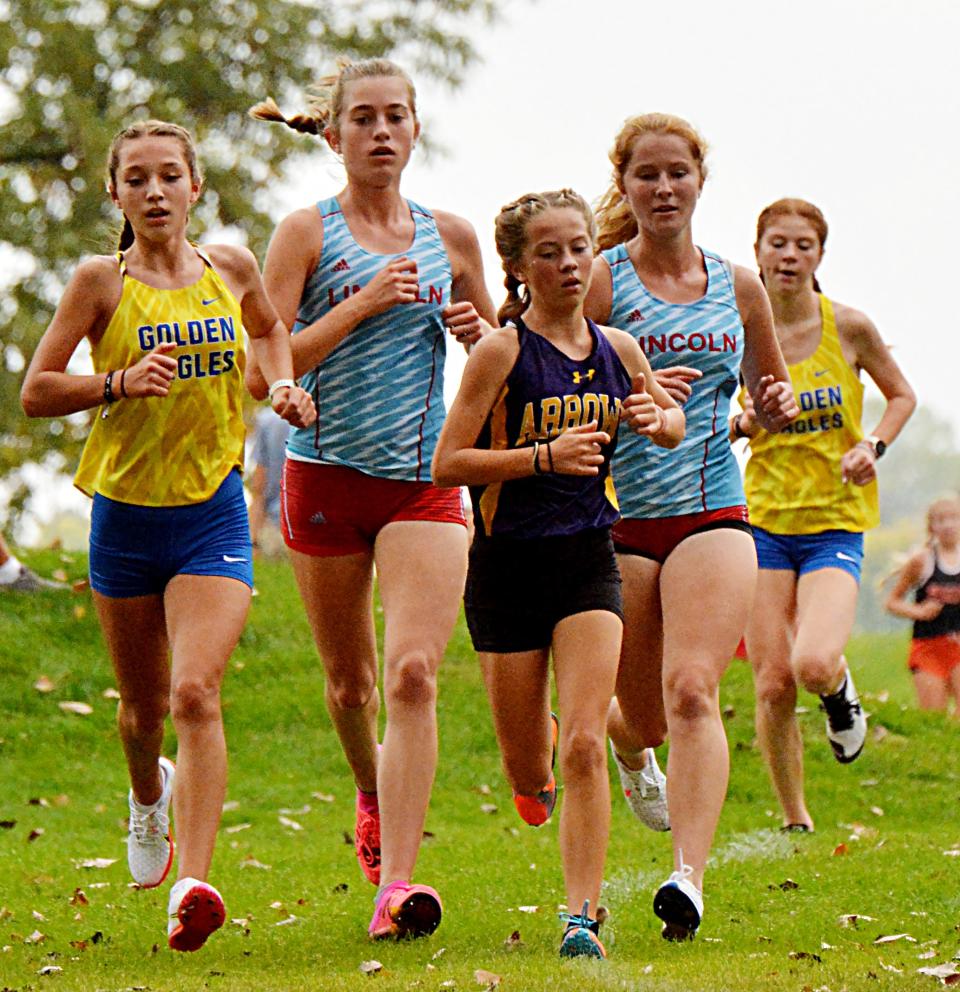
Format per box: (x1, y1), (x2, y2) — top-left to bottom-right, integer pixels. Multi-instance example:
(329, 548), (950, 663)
(355, 789), (381, 885)
(167, 878), (224, 952)
(368, 880), (442, 940)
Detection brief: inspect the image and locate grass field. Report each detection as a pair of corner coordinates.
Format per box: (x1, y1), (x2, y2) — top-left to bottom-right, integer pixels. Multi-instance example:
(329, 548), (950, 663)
(2, 550), (959, 991)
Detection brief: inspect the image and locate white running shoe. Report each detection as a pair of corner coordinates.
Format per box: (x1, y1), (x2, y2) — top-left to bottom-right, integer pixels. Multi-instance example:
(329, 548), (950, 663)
(610, 741), (670, 831)
(820, 668), (867, 764)
(653, 861), (703, 941)
(127, 756), (175, 888)
(167, 877), (225, 952)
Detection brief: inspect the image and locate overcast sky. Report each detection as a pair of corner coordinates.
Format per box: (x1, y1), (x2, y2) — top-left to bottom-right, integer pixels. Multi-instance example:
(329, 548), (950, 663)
(275, 0), (960, 435)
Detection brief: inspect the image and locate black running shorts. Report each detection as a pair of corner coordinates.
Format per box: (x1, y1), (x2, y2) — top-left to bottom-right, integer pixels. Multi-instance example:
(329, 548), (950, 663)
(464, 527), (623, 653)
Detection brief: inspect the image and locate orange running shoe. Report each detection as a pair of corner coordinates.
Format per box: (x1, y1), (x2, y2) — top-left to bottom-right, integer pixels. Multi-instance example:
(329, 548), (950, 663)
(512, 712), (559, 826)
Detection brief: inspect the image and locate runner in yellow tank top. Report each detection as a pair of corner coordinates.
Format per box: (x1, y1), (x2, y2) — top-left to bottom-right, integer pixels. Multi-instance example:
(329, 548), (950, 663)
(733, 198), (914, 832)
(74, 250), (248, 506)
(22, 120), (315, 951)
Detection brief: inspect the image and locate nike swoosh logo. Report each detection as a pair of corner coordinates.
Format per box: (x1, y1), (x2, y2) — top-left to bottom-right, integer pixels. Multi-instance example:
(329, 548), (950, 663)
(222, 555), (247, 563)
(202, 296), (222, 306)
(836, 552), (856, 562)
(814, 369), (829, 377)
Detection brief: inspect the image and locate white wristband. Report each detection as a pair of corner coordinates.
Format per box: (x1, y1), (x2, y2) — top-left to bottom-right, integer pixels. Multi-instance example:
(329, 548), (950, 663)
(268, 378), (296, 401)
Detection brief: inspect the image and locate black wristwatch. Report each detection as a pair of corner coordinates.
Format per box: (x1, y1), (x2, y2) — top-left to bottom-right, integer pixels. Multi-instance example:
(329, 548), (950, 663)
(863, 435), (886, 459)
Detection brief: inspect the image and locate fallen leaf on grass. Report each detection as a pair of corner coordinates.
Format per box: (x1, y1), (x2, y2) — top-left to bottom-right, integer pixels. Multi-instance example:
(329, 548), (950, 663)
(870, 806), (885, 817)
(24, 930), (46, 944)
(474, 783), (492, 796)
(474, 968), (501, 987)
(875, 933), (917, 944)
(59, 701), (93, 716)
(28, 828), (44, 842)
(73, 858), (117, 869)
(279, 804), (311, 816)
(943, 850), (960, 857)
(503, 930), (522, 949)
(222, 800), (240, 813)
(278, 815), (303, 831)
(37, 965), (62, 975)
(771, 879), (799, 891)
(32, 910), (46, 921)
(102, 688), (120, 700)
(919, 950), (938, 959)
(72, 579), (90, 594)
(312, 792), (335, 803)
(832, 843), (848, 856)
(838, 914), (876, 927)
(879, 960), (903, 973)
(34, 676), (56, 693)
(788, 951), (821, 962)
(480, 803), (498, 815)
(274, 915), (299, 927)
(432, 947), (447, 960)
(240, 856), (271, 870)
(518, 906), (539, 914)
(73, 605), (87, 620)
(919, 964), (960, 981)
(225, 823), (251, 834)
(0, 820), (15, 829)
(360, 959), (383, 974)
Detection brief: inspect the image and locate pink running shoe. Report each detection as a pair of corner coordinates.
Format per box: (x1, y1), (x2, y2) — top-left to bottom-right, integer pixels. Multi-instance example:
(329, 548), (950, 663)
(167, 877), (225, 952)
(355, 789), (381, 885)
(368, 880), (442, 940)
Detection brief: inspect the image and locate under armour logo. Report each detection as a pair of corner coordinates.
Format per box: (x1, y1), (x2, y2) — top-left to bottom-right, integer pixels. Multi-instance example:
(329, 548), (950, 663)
(332, 258), (350, 272)
(572, 369), (596, 384)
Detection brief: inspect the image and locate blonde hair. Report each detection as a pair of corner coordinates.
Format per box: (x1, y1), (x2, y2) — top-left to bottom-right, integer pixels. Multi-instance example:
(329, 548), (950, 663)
(249, 58), (418, 136)
(494, 189), (596, 325)
(595, 113), (709, 251)
(926, 494), (960, 546)
(106, 120), (202, 252)
(755, 197), (828, 293)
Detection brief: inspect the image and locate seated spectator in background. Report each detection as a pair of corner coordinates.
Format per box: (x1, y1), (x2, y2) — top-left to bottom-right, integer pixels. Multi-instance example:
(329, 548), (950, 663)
(0, 531), (67, 592)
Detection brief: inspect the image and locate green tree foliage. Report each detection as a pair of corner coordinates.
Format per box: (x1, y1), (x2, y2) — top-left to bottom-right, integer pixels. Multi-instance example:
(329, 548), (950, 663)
(0, 0), (498, 485)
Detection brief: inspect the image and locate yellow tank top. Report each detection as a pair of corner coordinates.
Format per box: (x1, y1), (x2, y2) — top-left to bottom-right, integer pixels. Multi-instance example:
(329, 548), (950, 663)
(743, 294), (879, 534)
(74, 250), (247, 506)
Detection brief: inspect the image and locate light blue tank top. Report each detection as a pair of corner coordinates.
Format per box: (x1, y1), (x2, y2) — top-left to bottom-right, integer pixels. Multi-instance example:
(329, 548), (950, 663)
(603, 244), (745, 518)
(286, 196), (453, 481)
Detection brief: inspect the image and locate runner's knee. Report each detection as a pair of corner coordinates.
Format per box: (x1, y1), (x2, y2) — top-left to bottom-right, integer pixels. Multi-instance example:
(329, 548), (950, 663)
(384, 650), (437, 707)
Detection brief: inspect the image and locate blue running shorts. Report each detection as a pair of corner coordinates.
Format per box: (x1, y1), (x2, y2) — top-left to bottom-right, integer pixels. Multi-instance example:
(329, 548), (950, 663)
(752, 527), (864, 583)
(90, 469), (253, 597)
